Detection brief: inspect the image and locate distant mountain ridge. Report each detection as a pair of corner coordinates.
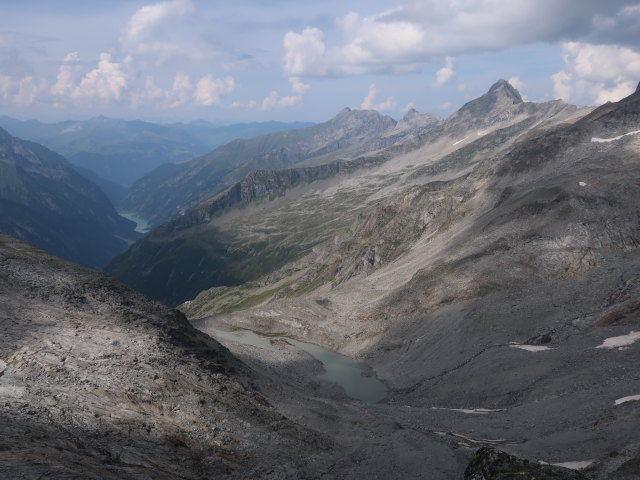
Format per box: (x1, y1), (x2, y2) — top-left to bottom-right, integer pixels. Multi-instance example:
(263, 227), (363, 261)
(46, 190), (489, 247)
(120, 107), (441, 226)
(0, 116), (314, 188)
(106, 80), (577, 305)
(0, 126), (138, 268)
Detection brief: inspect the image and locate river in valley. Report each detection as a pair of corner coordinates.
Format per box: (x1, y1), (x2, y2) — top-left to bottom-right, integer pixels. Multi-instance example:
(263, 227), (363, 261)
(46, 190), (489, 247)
(118, 211), (151, 233)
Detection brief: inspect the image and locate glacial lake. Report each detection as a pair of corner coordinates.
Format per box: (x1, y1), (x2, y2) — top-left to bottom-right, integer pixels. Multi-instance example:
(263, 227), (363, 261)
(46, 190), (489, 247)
(118, 211), (151, 233)
(210, 328), (388, 404)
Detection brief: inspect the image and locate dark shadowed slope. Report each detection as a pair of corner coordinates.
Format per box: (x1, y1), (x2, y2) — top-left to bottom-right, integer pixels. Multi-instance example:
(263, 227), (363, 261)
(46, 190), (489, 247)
(0, 127), (138, 269)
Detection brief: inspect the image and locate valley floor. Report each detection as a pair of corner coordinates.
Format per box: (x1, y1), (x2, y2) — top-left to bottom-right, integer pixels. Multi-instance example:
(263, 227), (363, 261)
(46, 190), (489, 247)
(194, 316), (640, 479)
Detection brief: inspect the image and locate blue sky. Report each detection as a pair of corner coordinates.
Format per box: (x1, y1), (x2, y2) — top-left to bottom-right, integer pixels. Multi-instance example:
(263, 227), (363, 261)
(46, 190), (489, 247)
(1, 0), (639, 124)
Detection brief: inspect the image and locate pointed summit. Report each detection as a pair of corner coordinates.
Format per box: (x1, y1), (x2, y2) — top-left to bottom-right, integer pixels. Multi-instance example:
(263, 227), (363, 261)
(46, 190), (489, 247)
(451, 79), (525, 122)
(402, 108), (420, 121)
(488, 79), (523, 104)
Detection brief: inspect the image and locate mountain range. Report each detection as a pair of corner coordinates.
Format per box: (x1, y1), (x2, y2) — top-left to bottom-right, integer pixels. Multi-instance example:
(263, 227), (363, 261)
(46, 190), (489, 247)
(0, 126), (138, 269)
(120, 107), (441, 226)
(106, 80), (577, 305)
(108, 79), (640, 478)
(1, 79), (639, 479)
(0, 116), (313, 191)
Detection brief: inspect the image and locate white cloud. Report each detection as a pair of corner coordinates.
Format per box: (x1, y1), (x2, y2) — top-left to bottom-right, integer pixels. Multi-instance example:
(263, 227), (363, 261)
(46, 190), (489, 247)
(508, 76), (525, 91)
(283, 27), (327, 76)
(401, 101), (415, 113)
(289, 77), (310, 96)
(0, 76), (14, 104)
(14, 76), (43, 106)
(71, 53), (128, 103)
(433, 56), (455, 87)
(121, 0), (195, 63)
(260, 77), (310, 111)
(508, 76), (529, 101)
(130, 76), (165, 108)
(165, 73), (192, 108)
(552, 42), (640, 105)
(282, 1), (633, 77)
(0, 74), (45, 107)
(51, 52), (80, 96)
(194, 74), (235, 106)
(358, 84), (396, 111)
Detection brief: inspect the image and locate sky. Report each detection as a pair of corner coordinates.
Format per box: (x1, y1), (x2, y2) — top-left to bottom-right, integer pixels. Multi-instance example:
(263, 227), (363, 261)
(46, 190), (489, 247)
(1, 0), (640, 124)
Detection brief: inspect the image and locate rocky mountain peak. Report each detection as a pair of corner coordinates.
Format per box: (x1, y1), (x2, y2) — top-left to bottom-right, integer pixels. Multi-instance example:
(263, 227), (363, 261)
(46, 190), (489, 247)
(489, 78), (524, 103)
(447, 78), (528, 126)
(328, 106), (397, 132)
(402, 108), (420, 121)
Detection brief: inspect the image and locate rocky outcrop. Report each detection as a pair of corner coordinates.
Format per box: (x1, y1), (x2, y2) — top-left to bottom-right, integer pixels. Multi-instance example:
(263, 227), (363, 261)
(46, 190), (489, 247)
(0, 234), (330, 478)
(464, 448), (588, 479)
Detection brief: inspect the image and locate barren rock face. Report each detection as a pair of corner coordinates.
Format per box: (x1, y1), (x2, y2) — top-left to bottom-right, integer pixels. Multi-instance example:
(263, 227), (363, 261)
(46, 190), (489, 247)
(0, 235), (330, 479)
(464, 447), (588, 480)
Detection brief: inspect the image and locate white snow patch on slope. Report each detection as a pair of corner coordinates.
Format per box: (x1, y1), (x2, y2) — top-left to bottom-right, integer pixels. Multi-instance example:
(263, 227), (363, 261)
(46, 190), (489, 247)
(452, 136), (469, 146)
(591, 130), (640, 143)
(550, 460), (595, 470)
(614, 394), (640, 406)
(431, 407), (505, 415)
(509, 344), (553, 352)
(579, 181), (587, 187)
(596, 330), (640, 349)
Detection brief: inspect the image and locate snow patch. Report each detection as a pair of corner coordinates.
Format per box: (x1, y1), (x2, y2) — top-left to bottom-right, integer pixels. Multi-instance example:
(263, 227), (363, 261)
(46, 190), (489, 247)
(509, 344), (553, 352)
(578, 181), (587, 187)
(591, 130), (640, 143)
(452, 136), (469, 146)
(596, 330), (640, 349)
(551, 460), (595, 470)
(432, 407), (505, 415)
(614, 394), (640, 406)
(61, 124), (83, 134)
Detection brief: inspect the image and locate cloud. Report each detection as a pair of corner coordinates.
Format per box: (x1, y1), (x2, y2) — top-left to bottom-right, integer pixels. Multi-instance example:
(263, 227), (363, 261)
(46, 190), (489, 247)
(194, 74), (236, 106)
(433, 56), (455, 87)
(51, 52), (80, 96)
(552, 42), (640, 105)
(165, 73), (192, 108)
(283, 27), (327, 76)
(130, 76), (165, 108)
(507, 77), (529, 101)
(282, 1), (634, 77)
(358, 84), (396, 111)
(121, 0), (195, 63)
(0, 76), (15, 104)
(71, 53), (128, 103)
(14, 76), (44, 106)
(260, 76), (310, 111)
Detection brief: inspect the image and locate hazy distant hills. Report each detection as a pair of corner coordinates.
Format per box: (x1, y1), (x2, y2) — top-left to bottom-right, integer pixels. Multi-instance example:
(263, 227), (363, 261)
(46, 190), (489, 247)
(120, 107), (440, 226)
(0, 116), (313, 189)
(0, 126), (138, 268)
